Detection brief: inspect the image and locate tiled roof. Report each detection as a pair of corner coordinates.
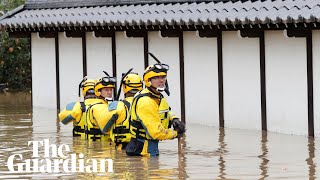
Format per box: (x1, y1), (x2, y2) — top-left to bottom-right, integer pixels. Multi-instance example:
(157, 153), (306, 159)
(24, 0), (224, 9)
(0, 0), (319, 30)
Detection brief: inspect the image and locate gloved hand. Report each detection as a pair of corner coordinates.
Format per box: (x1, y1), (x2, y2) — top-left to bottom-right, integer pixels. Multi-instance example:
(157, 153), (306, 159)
(172, 118), (185, 136)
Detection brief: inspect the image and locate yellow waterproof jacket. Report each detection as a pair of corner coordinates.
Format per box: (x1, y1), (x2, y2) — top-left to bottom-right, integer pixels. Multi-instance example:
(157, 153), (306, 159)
(58, 98), (106, 138)
(59, 98), (107, 141)
(159, 98), (178, 129)
(130, 88), (177, 141)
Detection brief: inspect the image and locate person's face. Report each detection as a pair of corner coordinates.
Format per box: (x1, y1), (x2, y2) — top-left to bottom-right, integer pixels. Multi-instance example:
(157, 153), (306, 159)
(100, 87), (113, 99)
(150, 75), (167, 89)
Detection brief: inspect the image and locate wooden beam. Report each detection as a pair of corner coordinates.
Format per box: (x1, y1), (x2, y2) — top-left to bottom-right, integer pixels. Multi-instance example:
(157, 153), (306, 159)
(306, 30), (314, 137)
(198, 29), (219, 37)
(126, 29), (147, 37)
(29, 34), (33, 107)
(144, 33), (149, 69)
(39, 31), (56, 38)
(94, 30), (114, 37)
(161, 29), (181, 37)
(179, 32), (186, 124)
(286, 29), (307, 37)
(9, 31), (30, 38)
(55, 35), (61, 112)
(217, 31), (224, 128)
(65, 31), (85, 38)
(240, 29), (263, 38)
(112, 32), (117, 97)
(260, 32), (267, 131)
(82, 33), (87, 77)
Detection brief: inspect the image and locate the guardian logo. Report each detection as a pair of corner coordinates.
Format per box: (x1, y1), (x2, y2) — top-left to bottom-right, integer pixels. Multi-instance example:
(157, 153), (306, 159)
(7, 139), (113, 173)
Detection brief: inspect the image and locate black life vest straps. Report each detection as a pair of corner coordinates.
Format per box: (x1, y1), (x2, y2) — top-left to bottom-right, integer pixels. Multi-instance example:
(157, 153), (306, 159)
(131, 93), (156, 140)
(80, 101), (86, 112)
(122, 99), (131, 111)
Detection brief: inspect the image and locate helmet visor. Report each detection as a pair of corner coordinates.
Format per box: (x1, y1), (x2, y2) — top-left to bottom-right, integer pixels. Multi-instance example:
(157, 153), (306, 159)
(145, 63), (170, 74)
(101, 77), (116, 86)
(154, 63), (169, 71)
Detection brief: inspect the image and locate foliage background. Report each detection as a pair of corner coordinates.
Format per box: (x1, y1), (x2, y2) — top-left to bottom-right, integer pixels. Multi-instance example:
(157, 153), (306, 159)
(0, 0), (31, 91)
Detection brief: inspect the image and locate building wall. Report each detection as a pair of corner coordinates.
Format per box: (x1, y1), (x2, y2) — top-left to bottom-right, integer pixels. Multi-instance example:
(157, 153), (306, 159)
(30, 29), (316, 136)
(86, 32), (113, 80)
(58, 32), (83, 110)
(115, 32), (144, 100)
(265, 31), (308, 135)
(31, 33), (57, 109)
(184, 31), (219, 126)
(222, 31), (261, 130)
(313, 30), (320, 138)
(148, 31), (181, 118)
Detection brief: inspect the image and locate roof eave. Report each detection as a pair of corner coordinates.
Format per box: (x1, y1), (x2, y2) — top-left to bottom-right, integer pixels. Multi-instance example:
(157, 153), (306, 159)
(0, 5), (25, 22)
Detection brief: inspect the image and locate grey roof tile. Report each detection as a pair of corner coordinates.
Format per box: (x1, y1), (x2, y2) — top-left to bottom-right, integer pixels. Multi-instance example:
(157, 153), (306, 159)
(1, 0), (320, 30)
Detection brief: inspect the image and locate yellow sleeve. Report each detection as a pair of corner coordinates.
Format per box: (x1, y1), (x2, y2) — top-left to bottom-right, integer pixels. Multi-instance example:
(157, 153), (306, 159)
(137, 97), (177, 140)
(58, 102), (82, 125)
(115, 101), (127, 125)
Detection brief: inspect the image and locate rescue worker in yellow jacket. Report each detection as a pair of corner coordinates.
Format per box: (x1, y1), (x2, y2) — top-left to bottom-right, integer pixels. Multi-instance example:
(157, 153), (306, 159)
(58, 78), (107, 139)
(84, 76), (116, 141)
(126, 63), (185, 156)
(109, 72), (143, 149)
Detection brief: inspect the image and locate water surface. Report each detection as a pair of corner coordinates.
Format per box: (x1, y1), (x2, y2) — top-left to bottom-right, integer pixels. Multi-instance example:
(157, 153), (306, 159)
(0, 99), (319, 179)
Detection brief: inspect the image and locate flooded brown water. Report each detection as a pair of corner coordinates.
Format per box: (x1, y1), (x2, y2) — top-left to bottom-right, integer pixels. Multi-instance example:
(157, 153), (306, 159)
(0, 94), (319, 179)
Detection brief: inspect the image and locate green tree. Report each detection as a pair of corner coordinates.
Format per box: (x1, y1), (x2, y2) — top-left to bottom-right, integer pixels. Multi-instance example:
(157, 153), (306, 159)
(0, 0), (31, 91)
(0, 0), (25, 13)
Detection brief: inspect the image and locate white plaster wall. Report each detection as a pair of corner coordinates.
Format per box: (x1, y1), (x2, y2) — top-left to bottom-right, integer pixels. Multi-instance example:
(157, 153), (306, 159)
(115, 32), (144, 100)
(222, 31), (261, 130)
(312, 30), (320, 138)
(148, 31), (181, 118)
(31, 33), (57, 109)
(86, 32), (113, 80)
(58, 32), (83, 110)
(265, 31), (308, 135)
(183, 31), (219, 126)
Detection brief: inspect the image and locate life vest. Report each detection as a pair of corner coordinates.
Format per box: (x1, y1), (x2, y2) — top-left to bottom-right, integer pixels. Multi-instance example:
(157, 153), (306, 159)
(59, 98), (103, 138)
(110, 97), (133, 149)
(129, 92), (156, 140)
(73, 101), (86, 138)
(158, 98), (177, 129)
(85, 101), (112, 142)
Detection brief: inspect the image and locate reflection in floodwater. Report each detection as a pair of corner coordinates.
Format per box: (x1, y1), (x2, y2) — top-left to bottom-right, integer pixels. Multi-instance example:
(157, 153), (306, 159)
(0, 101), (319, 179)
(178, 136), (187, 180)
(259, 131), (269, 180)
(217, 128), (227, 180)
(307, 137), (316, 180)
